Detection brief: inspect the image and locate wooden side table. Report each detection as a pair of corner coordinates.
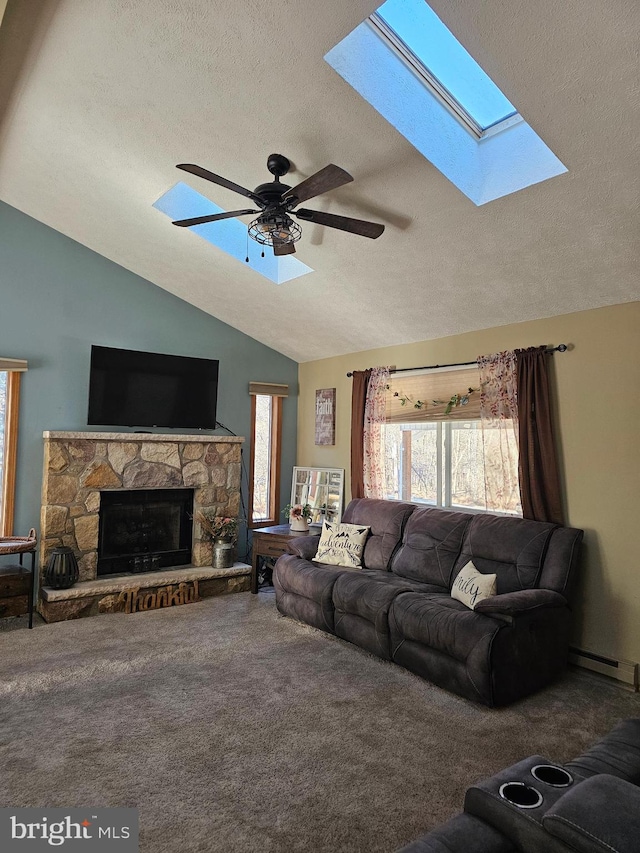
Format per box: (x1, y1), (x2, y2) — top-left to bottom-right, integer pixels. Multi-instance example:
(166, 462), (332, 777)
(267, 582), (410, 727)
(251, 524), (316, 594)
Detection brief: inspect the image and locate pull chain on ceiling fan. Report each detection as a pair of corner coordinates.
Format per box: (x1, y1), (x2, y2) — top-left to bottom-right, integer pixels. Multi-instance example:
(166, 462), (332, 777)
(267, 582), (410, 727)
(171, 153), (384, 256)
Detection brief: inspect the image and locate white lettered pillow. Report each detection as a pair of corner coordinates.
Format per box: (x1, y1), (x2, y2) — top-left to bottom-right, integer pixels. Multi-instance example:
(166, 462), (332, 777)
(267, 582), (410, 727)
(451, 561), (497, 610)
(315, 521), (370, 568)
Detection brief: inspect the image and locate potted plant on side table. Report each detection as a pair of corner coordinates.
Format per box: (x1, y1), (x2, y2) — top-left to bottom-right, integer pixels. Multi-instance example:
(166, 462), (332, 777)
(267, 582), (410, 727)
(198, 513), (239, 569)
(283, 503), (313, 532)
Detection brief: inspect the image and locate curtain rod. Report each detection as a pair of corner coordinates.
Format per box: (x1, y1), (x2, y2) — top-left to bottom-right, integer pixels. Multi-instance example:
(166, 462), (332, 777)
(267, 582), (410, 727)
(345, 344), (568, 377)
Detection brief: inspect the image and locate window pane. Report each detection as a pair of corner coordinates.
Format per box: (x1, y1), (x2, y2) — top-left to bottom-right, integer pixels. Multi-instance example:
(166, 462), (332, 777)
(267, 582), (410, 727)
(409, 424), (438, 504)
(449, 421), (486, 510)
(0, 371), (6, 520)
(252, 394), (273, 521)
(383, 422), (438, 504)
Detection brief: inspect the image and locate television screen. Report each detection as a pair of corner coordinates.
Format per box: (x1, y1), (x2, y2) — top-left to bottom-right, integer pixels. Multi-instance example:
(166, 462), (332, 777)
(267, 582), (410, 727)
(88, 346), (219, 429)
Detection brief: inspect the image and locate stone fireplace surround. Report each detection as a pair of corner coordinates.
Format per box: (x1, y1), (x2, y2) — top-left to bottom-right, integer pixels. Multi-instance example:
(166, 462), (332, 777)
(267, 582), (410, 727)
(39, 432), (247, 620)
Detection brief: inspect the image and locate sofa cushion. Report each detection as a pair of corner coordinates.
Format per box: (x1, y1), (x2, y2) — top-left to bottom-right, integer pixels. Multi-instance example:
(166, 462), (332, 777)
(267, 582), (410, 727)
(342, 498), (414, 570)
(333, 571), (442, 627)
(315, 520), (370, 568)
(452, 514), (558, 595)
(391, 506), (472, 586)
(274, 554), (358, 606)
(451, 561), (497, 610)
(389, 591), (501, 664)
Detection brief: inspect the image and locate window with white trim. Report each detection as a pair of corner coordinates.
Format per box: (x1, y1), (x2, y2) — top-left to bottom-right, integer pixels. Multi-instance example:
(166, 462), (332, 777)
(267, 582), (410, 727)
(383, 367), (521, 515)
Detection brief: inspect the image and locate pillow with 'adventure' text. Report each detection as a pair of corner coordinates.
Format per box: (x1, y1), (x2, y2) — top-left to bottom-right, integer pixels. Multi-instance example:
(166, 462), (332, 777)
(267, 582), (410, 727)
(315, 521), (370, 568)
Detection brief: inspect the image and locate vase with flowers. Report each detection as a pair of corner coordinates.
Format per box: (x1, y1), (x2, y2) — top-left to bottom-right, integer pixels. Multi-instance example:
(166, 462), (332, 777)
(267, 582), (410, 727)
(198, 512), (239, 568)
(283, 503), (312, 532)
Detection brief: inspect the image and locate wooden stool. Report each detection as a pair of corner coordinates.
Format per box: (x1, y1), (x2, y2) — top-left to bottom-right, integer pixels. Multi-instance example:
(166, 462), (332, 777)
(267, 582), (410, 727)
(0, 528), (37, 628)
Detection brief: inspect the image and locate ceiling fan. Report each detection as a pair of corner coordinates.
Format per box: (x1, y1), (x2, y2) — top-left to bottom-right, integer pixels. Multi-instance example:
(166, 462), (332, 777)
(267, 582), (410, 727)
(171, 153), (384, 255)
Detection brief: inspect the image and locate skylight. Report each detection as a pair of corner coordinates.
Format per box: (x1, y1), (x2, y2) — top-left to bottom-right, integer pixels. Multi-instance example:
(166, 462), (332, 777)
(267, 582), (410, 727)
(154, 183), (313, 285)
(373, 0), (517, 134)
(324, 0), (567, 205)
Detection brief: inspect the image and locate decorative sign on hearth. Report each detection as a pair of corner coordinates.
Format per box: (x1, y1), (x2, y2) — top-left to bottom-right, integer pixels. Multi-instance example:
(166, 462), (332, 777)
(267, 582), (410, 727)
(315, 388), (336, 445)
(117, 580), (200, 614)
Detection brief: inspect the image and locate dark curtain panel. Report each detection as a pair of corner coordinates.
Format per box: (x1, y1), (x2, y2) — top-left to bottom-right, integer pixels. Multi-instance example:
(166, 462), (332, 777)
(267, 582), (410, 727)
(350, 369), (372, 500)
(516, 346), (564, 524)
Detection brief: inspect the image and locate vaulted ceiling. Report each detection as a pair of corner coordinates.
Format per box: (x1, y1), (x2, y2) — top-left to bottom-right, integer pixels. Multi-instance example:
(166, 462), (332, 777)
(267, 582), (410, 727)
(0, 0), (638, 362)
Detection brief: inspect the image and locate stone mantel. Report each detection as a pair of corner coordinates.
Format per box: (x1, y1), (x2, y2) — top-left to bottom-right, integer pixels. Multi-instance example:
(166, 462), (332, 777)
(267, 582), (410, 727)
(43, 431), (243, 444)
(40, 431), (244, 584)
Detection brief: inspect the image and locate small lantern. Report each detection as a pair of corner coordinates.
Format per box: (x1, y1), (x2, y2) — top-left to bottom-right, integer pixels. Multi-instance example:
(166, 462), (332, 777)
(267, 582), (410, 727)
(45, 546), (80, 589)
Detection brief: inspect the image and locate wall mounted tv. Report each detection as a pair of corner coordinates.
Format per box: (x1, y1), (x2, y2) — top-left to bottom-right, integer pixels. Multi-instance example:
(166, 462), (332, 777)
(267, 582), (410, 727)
(88, 345), (219, 430)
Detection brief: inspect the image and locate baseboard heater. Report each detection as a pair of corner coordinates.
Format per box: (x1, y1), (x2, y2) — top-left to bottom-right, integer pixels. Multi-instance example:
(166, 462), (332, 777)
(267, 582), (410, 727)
(569, 646), (639, 690)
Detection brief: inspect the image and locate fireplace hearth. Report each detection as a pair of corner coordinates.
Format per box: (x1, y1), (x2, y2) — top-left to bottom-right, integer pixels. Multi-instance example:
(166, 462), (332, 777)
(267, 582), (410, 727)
(98, 488), (193, 576)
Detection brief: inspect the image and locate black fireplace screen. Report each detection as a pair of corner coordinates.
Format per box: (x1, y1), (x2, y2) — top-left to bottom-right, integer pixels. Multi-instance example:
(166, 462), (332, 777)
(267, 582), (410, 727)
(98, 489), (193, 576)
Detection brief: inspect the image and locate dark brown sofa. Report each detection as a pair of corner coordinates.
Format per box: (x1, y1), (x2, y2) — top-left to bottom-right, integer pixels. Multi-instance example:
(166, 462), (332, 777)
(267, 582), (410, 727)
(273, 498), (583, 706)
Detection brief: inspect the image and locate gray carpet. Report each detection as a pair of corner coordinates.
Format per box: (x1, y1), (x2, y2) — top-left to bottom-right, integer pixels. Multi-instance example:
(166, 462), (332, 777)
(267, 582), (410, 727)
(0, 593), (638, 853)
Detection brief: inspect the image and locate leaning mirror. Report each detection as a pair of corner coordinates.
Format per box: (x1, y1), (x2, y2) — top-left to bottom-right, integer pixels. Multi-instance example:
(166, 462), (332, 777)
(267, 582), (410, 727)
(290, 467), (344, 526)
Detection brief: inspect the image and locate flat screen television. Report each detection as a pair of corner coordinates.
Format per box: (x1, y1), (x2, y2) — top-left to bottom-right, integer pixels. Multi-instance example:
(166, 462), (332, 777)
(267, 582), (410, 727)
(88, 345), (219, 429)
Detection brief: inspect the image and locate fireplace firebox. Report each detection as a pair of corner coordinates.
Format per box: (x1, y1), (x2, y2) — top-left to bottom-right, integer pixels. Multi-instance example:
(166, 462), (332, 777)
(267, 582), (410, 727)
(98, 489), (194, 576)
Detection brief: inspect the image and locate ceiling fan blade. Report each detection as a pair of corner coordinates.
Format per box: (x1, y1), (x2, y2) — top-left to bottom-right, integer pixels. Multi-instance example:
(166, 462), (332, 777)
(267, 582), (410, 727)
(295, 208), (385, 239)
(273, 240), (296, 256)
(172, 209), (257, 227)
(282, 164), (353, 207)
(176, 164), (264, 205)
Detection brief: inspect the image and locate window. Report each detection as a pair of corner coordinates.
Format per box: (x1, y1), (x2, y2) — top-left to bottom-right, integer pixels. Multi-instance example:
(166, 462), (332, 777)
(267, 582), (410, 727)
(383, 366), (521, 515)
(372, 1), (518, 137)
(383, 420), (521, 514)
(0, 358), (27, 536)
(324, 0), (567, 205)
(248, 383), (287, 526)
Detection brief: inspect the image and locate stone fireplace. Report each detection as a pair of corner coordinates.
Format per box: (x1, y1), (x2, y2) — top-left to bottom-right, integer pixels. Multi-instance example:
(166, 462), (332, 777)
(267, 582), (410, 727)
(39, 432), (248, 621)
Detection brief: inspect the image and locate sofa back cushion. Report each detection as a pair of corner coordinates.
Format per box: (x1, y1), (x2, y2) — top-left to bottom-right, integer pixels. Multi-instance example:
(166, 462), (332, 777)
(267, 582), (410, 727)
(342, 498), (414, 570)
(391, 507), (472, 587)
(452, 514), (558, 594)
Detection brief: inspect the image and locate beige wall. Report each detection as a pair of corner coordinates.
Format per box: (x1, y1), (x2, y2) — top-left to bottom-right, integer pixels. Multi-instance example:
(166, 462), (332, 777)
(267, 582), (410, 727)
(297, 302), (640, 665)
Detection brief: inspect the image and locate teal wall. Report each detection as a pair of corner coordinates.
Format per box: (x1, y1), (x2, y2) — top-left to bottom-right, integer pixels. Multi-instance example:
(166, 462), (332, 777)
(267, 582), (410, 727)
(0, 200), (298, 552)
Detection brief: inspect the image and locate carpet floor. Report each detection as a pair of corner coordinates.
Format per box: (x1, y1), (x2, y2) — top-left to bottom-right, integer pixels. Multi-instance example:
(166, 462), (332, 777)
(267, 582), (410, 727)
(0, 592), (638, 852)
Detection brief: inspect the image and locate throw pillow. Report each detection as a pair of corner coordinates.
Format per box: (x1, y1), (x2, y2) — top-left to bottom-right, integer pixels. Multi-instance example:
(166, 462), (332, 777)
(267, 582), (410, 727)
(315, 521), (370, 569)
(451, 560), (497, 610)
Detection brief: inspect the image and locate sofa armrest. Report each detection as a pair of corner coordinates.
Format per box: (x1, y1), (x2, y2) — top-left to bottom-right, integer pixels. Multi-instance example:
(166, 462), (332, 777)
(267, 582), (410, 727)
(395, 813), (515, 853)
(474, 589), (567, 616)
(286, 535), (320, 560)
(542, 774), (640, 853)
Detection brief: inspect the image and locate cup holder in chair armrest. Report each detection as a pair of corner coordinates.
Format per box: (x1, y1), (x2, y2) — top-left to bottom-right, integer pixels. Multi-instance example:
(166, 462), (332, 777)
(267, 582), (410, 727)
(499, 782), (543, 809)
(465, 756), (580, 851)
(531, 765), (573, 788)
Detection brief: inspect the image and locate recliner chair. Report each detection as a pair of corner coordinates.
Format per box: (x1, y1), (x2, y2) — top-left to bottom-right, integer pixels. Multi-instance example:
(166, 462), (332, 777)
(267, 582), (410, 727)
(396, 719), (640, 853)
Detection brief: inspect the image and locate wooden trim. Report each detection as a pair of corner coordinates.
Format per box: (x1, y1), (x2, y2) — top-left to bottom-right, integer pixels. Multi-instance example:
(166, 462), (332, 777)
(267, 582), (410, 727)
(1, 371), (21, 536)
(248, 394), (258, 529)
(248, 394), (283, 529)
(270, 395), (283, 524)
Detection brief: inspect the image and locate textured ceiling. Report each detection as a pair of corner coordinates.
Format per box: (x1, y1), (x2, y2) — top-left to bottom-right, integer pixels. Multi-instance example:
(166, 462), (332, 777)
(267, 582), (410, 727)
(0, 0), (638, 362)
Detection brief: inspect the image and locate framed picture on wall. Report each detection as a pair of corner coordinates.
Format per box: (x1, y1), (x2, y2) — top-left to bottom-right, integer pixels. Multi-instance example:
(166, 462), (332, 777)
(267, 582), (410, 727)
(315, 388), (336, 445)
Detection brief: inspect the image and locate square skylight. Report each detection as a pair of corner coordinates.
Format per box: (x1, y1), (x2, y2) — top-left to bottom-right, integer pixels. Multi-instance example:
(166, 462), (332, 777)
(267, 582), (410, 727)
(325, 0), (567, 205)
(154, 183), (313, 285)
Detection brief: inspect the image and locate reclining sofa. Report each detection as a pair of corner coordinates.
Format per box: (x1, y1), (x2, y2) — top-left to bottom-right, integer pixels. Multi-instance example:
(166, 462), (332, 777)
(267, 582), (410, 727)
(397, 717), (640, 853)
(274, 498), (583, 706)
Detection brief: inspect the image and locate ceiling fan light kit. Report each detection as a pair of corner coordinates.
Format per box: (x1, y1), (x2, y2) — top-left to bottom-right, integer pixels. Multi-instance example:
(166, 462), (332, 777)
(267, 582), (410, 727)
(172, 154), (384, 259)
